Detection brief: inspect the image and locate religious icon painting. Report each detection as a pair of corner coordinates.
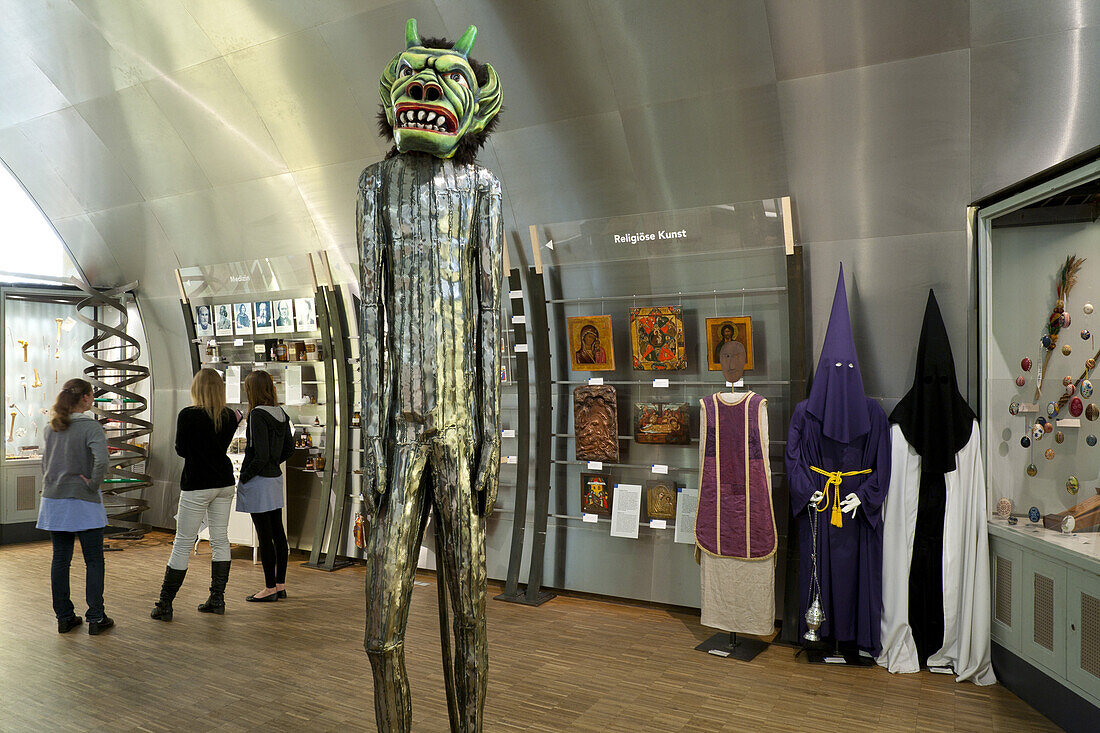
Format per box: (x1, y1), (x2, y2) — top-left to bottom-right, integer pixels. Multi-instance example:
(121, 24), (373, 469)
(253, 301), (274, 334)
(233, 302), (254, 336)
(567, 315), (615, 372)
(273, 299), (296, 333)
(634, 402), (691, 444)
(214, 303), (234, 336)
(629, 306), (687, 370)
(580, 473), (612, 516)
(645, 479), (677, 520)
(573, 385), (620, 463)
(704, 316), (754, 371)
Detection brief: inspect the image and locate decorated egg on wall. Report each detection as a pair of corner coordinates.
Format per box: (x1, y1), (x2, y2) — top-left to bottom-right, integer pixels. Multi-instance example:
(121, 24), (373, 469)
(1063, 344), (1074, 356)
(1032, 423), (1045, 440)
(1083, 329), (1092, 340)
(1088, 434), (1098, 447)
(1066, 384), (1076, 396)
(1086, 302), (1095, 315)
(1067, 476), (1080, 495)
(1026, 463), (1038, 477)
(1029, 507), (1042, 523)
(1045, 420), (1054, 433)
(1009, 401), (1021, 415)
(1016, 375), (1027, 387)
(1070, 397), (1084, 417)
(1047, 401), (1059, 417)
(1021, 357), (1033, 371)
(996, 497), (1014, 518)
(1088, 358), (1097, 370)
(1064, 376), (1074, 386)
(1062, 313), (1073, 328)
(1021, 436), (1032, 448)
(1042, 335), (1054, 349)
(1088, 403), (1099, 421)
(1045, 448), (1056, 460)
(1082, 380), (1094, 398)
(1055, 431), (1065, 443)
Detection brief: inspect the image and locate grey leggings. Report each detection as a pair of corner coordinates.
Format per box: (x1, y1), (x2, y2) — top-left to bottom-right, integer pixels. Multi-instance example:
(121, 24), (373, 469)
(168, 485), (235, 570)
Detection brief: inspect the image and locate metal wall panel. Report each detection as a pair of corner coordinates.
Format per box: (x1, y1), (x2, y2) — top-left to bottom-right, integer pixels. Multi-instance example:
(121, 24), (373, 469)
(621, 84), (788, 212)
(970, 0), (1100, 46)
(143, 58), (290, 188)
(766, 0), (970, 81)
(50, 215), (126, 288)
(971, 27), (1100, 200)
(0, 128), (85, 220)
(0, 40), (68, 129)
(75, 84), (211, 200)
(778, 50), (971, 244)
(802, 231), (972, 406)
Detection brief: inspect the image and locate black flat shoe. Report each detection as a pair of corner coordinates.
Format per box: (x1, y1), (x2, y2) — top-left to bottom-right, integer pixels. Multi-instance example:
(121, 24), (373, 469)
(88, 616), (114, 635)
(245, 592), (279, 602)
(276, 590), (287, 599)
(57, 617), (82, 634)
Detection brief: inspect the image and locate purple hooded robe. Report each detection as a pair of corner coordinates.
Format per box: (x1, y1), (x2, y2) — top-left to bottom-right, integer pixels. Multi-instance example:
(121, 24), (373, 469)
(786, 266), (891, 654)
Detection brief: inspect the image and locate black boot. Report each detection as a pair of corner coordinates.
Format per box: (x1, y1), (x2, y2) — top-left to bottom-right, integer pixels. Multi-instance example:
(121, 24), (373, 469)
(198, 561), (231, 614)
(150, 566), (187, 621)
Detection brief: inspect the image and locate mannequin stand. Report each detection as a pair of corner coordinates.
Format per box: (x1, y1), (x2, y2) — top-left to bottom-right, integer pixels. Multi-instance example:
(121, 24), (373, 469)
(695, 631), (768, 662)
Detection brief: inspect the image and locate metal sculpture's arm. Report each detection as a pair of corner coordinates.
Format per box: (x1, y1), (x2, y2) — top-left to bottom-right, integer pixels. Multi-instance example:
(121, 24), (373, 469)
(474, 174), (503, 516)
(358, 167), (389, 515)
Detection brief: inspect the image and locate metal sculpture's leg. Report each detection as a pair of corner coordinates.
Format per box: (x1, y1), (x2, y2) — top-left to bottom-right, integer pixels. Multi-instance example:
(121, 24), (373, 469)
(364, 442), (430, 732)
(431, 432), (487, 733)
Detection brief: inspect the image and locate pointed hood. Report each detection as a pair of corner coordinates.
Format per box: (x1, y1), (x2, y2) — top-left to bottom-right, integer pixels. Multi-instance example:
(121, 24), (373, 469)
(806, 265), (871, 442)
(890, 289), (976, 473)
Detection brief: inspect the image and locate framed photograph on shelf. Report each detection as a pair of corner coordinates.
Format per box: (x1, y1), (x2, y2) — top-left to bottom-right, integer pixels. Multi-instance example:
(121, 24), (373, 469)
(629, 306), (686, 370)
(253, 300), (274, 334)
(634, 402), (691, 444)
(193, 305), (214, 339)
(704, 316), (753, 371)
(273, 299), (295, 333)
(214, 304), (234, 336)
(295, 297), (317, 331)
(233, 302), (253, 335)
(645, 480), (678, 520)
(580, 473), (612, 516)
(566, 315), (615, 371)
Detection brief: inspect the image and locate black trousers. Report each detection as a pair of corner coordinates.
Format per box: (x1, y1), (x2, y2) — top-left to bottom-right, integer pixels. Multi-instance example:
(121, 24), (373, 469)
(250, 509), (288, 587)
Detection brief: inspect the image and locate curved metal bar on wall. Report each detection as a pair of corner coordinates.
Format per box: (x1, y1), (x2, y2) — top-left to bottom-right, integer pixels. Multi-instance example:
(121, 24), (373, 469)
(69, 278), (152, 538)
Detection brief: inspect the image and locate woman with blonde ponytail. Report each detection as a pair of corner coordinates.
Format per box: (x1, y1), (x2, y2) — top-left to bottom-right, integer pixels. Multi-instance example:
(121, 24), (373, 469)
(150, 368), (241, 621)
(37, 378), (112, 635)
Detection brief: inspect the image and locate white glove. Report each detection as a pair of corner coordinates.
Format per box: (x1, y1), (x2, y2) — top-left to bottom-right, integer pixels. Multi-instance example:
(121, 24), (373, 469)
(840, 492), (861, 518)
(809, 490), (824, 507)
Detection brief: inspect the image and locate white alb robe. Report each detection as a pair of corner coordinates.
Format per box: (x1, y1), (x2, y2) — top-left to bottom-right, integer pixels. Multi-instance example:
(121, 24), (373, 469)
(877, 421), (996, 685)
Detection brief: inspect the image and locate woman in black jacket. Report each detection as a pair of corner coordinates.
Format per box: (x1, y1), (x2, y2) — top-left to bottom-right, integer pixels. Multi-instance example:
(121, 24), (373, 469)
(152, 369), (241, 620)
(236, 370), (295, 602)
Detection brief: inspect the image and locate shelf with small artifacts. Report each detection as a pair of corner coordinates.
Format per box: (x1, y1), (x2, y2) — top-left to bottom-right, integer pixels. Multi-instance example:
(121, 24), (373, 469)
(1, 285), (99, 542)
(176, 252), (352, 560)
(500, 198), (807, 614)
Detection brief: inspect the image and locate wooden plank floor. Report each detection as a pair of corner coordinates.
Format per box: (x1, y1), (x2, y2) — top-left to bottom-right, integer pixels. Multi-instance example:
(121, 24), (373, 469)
(0, 532), (1056, 732)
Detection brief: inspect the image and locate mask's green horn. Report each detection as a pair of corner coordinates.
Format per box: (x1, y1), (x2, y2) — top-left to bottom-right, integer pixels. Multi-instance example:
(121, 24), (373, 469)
(453, 25), (477, 57)
(405, 18), (420, 48)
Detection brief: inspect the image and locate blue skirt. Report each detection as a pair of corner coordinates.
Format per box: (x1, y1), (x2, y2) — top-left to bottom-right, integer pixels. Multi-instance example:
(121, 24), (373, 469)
(235, 475), (283, 514)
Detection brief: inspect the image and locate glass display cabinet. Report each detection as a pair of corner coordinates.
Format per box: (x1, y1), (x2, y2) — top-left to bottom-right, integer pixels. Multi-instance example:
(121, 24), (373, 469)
(977, 159), (1100, 710)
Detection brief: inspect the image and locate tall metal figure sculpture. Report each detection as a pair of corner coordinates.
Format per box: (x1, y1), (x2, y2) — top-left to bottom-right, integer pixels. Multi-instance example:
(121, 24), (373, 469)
(358, 19), (503, 733)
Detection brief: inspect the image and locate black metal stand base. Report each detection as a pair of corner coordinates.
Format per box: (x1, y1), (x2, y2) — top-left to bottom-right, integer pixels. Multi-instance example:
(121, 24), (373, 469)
(695, 632), (768, 662)
(494, 586), (556, 606)
(300, 557), (355, 572)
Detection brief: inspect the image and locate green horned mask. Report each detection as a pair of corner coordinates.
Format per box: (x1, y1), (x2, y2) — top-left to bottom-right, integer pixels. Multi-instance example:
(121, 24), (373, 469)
(378, 19), (503, 160)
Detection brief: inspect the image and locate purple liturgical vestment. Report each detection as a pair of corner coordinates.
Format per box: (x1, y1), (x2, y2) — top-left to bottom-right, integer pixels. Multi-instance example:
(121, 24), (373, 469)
(696, 392), (776, 559)
(786, 266), (891, 654)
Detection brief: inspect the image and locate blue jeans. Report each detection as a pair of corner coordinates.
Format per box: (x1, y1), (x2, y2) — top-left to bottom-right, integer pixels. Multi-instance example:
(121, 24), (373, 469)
(50, 528), (105, 622)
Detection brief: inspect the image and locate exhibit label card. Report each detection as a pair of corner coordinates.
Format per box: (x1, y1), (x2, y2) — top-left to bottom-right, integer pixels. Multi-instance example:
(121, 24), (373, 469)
(674, 488), (700, 544)
(649, 519), (667, 529)
(285, 365), (303, 405)
(609, 483), (642, 539)
(226, 366), (241, 404)
(582, 513), (599, 523)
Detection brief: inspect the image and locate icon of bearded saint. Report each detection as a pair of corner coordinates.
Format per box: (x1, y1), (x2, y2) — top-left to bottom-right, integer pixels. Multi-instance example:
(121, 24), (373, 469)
(359, 19), (503, 733)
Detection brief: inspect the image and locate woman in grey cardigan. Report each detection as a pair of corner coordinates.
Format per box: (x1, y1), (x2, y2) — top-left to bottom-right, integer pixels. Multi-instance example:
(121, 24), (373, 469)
(37, 378), (112, 635)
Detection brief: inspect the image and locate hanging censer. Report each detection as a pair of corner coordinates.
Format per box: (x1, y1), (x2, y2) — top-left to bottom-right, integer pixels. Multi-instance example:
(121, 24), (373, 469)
(804, 507), (825, 642)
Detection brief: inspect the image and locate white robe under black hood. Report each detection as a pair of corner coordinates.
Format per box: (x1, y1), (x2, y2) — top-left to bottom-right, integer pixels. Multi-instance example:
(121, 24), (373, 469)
(878, 290), (995, 685)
